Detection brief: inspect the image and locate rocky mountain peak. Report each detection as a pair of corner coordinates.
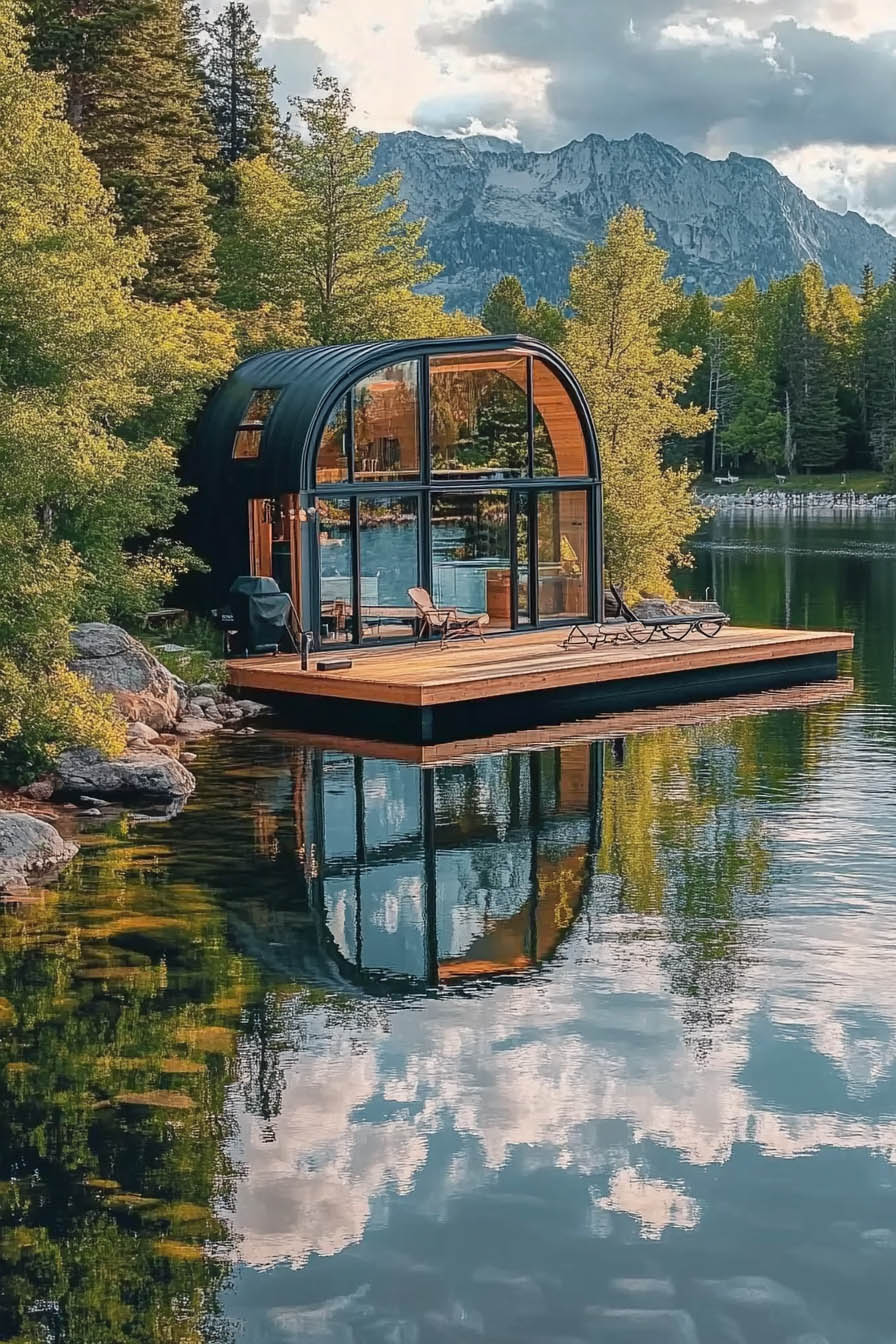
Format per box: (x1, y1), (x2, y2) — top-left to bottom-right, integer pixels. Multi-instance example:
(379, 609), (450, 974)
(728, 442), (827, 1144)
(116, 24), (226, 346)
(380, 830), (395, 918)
(373, 130), (896, 311)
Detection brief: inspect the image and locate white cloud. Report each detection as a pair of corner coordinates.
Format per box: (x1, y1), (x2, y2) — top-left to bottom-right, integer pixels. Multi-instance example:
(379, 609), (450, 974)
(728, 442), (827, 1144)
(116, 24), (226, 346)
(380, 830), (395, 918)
(232, 1), (896, 225)
(226, 875), (896, 1269)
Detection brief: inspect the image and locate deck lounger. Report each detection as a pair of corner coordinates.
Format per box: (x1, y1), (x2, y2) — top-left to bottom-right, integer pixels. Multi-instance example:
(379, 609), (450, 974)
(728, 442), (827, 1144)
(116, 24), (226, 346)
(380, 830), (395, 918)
(611, 586), (730, 642)
(408, 588), (489, 648)
(562, 584), (730, 649)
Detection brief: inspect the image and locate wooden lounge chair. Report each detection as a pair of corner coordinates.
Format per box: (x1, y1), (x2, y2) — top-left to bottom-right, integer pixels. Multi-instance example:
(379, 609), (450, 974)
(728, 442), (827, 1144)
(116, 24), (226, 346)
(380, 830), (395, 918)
(563, 584), (730, 649)
(408, 587), (490, 648)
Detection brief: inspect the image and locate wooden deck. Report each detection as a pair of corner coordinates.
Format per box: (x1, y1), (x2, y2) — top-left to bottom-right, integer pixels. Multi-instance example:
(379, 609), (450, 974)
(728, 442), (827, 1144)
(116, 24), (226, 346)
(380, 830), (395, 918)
(227, 625), (853, 744)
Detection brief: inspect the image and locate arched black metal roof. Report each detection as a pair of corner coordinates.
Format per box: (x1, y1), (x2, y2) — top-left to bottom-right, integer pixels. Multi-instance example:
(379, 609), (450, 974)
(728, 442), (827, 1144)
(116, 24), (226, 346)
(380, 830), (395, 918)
(190, 334), (601, 499)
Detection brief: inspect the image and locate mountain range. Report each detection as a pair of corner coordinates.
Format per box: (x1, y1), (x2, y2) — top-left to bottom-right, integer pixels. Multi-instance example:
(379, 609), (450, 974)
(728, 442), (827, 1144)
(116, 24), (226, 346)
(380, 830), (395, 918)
(371, 130), (896, 312)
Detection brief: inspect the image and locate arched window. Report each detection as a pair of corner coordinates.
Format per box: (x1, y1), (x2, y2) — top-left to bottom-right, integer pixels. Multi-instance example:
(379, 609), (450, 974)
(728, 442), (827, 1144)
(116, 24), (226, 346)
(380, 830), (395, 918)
(316, 398), (349, 483)
(353, 361), (420, 480)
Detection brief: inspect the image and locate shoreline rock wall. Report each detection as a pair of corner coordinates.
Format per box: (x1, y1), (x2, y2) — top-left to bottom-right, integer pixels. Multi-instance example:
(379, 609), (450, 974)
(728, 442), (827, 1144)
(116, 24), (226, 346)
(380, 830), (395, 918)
(697, 490), (896, 515)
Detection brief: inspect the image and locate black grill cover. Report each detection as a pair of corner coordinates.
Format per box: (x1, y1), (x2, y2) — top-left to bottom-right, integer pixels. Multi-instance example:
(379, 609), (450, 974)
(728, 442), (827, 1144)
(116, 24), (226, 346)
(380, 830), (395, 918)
(229, 576), (293, 654)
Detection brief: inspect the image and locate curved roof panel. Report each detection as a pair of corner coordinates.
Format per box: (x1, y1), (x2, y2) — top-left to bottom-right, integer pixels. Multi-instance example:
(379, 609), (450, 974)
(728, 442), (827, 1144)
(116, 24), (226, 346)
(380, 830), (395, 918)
(190, 335), (600, 499)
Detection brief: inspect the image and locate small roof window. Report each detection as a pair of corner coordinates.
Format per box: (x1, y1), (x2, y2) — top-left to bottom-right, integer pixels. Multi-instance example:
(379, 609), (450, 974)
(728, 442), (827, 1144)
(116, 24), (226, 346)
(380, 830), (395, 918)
(233, 388), (280, 460)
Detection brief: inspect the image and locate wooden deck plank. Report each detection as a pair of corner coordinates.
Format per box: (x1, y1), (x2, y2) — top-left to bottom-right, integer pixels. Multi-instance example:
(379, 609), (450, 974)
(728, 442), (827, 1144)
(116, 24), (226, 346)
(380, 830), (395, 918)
(226, 625), (853, 707)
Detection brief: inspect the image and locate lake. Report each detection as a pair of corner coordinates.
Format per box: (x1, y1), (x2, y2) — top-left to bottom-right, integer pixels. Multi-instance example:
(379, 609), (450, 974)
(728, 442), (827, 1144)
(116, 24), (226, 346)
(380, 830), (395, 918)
(1, 511), (895, 1344)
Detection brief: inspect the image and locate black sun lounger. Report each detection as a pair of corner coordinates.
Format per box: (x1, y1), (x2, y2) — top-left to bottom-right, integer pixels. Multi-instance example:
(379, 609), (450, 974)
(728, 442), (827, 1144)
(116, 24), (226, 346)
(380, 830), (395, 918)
(562, 585), (730, 649)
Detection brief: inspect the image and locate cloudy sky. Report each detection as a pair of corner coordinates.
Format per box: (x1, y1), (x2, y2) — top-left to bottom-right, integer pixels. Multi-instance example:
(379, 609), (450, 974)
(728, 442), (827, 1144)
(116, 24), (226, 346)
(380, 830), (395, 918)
(247, 0), (896, 231)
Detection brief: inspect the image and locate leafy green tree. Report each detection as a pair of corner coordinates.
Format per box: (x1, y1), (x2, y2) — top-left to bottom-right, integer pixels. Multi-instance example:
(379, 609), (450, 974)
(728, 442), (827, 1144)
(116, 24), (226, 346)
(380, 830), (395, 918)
(202, 1), (278, 166)
(216, 74), (479, 342)
(722, 369), (785, 467)
(27, 0), (217, 301)
(0, 1), (233, 780)
(563, 208), (711, 596)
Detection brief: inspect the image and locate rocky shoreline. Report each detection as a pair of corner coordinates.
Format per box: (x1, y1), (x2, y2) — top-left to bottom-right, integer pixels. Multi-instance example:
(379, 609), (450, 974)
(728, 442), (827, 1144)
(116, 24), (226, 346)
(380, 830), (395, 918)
(1, 622), (268, 894)
(697, 489), (896, 514)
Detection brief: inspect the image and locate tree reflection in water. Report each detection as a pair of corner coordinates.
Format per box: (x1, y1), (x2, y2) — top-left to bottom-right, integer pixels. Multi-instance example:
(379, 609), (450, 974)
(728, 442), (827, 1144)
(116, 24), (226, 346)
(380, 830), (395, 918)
(0, 701), (845, 1338)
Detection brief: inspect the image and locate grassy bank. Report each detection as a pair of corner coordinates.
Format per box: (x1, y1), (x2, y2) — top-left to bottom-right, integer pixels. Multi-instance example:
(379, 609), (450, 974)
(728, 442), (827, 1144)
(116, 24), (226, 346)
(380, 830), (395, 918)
(698, 470), (889, 496)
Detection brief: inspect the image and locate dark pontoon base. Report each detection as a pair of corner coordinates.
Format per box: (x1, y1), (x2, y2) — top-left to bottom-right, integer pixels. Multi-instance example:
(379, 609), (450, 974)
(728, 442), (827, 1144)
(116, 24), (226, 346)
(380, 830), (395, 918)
(254, 650), (840, 746)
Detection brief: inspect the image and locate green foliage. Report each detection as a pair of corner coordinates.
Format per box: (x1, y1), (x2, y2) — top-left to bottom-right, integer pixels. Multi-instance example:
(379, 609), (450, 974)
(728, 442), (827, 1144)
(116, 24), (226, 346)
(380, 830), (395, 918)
(564, 207), (711, 596)
(481, 274), (528, 333)
(215, 73), (479, 343)
(148, 619), (225, 688)
(0, 1), (233, 781)
(27, 0), (218, 301)
(481, 274), (567, 346)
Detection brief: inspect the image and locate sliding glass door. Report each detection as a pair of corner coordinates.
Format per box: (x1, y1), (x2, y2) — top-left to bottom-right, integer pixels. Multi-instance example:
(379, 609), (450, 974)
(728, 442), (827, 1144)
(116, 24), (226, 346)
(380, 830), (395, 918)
(317, 485), (591, 644)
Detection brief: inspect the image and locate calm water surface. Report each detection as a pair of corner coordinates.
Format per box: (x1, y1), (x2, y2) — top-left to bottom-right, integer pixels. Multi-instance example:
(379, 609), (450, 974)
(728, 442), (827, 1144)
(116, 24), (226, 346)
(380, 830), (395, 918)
(2, 513), (896, 1343)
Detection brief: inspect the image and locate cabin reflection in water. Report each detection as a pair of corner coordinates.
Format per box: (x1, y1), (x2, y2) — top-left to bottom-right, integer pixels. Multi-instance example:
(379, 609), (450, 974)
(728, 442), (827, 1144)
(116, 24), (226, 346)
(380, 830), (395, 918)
(290, 743), (603, 993)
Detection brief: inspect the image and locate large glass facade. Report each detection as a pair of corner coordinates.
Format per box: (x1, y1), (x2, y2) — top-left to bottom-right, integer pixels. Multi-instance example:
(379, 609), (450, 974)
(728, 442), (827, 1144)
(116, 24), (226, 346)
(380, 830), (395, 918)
(309, 347), (597, 643)
(304, 744), (602, 990)
(431, 492), (511, 631)
(317, 497), (353, 642)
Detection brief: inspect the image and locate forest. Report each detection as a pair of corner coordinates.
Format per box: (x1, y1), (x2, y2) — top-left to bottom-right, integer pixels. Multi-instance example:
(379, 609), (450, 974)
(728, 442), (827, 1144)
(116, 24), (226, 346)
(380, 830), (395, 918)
(1, 0), (893, 781)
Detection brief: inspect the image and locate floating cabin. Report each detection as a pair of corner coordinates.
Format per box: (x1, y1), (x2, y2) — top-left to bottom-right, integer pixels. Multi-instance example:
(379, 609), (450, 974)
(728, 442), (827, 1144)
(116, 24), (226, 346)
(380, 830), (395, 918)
(189, 335), (852, 744)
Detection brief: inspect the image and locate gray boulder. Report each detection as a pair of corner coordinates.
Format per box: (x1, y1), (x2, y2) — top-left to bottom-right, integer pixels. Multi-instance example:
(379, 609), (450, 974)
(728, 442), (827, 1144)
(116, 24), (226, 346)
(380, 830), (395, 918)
(69, 623), (180, 731)
(54, 747), (195, 801)
(0, 812), (78, 894)
(126, 722), (159, 745)
(175, 716), (220, 737)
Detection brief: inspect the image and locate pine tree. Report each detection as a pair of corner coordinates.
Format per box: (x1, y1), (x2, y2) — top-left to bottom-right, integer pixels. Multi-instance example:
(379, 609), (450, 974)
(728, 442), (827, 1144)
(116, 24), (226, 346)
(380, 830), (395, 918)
(216, 73), (478, 343)
(27, 0), (217, 301)
(527, 296), (567, 347)
(481, 275), (567, 346)
(482, 275), (567, 346)
(202, 1), (278, 165)
(563, 207), (711, 595)
(862, 279), (896, 472)
(860, 263), (876, 308)
(764, 267), (846, 472)
(482, 275), (529, 333)
(282, 72), (440, 342)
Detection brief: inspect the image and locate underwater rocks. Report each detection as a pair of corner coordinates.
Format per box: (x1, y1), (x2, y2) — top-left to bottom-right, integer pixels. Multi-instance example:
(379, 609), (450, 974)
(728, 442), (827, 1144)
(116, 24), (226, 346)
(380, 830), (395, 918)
(0, 811), (78, 894)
